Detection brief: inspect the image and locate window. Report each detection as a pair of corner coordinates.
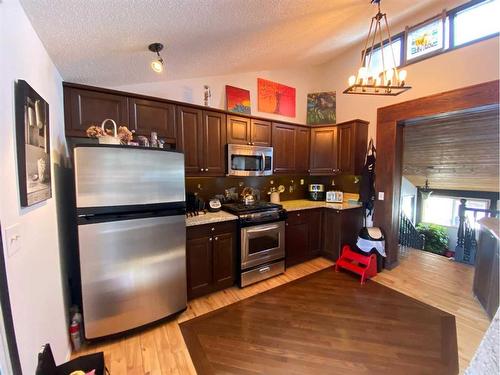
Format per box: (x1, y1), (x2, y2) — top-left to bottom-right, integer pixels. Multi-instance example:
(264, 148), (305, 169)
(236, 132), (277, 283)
(422, 196), (490, 227)
(406, 16), (446, 61)
(360, 0), (499, 68)
(453, 0), (500, 46)
(401, 195), (415, 222)
(365, 38), (402, 77)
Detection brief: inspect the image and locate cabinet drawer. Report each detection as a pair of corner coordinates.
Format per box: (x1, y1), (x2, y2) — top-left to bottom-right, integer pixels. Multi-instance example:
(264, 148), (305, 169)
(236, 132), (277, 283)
(286, 210), (308, 225)
(187, 221), (237, 239)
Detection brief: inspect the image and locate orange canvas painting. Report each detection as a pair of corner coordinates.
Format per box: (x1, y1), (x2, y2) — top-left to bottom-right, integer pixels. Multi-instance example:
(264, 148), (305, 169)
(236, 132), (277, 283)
(257, 78), (296, 117)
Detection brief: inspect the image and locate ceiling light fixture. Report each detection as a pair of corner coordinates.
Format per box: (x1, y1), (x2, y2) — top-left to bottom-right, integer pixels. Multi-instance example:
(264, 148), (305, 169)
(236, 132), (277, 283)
(343, 0), (411, 96)
(148, 43), (164, 73)
(420, 179), (433, 200)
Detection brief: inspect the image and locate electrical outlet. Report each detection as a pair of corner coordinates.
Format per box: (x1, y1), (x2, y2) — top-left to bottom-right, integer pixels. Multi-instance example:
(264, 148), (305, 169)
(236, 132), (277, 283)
(378, 192), (385, 201)
(5, 224), (22, 257)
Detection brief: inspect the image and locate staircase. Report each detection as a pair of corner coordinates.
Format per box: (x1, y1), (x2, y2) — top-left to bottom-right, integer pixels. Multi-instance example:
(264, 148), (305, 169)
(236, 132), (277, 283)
(399, 212), (425, 250)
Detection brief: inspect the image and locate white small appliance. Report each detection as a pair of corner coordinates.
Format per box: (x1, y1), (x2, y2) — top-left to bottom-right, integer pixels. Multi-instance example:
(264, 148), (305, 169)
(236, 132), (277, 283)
(326, 190), (343, 203)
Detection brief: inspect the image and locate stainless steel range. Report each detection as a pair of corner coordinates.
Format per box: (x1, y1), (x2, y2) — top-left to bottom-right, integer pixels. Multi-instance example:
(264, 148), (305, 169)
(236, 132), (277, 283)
(222, 202), (287, 287)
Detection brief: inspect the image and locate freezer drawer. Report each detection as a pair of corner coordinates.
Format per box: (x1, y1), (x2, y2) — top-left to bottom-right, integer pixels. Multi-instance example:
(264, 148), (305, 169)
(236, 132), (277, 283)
(74, 145), (185, 209)
(78, 214), (186, 338)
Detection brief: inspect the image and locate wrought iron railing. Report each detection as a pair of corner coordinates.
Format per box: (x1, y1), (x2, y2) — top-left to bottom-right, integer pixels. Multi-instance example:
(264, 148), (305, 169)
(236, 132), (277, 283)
(455, 199), (499, 264)
(399, 212), (425, 250)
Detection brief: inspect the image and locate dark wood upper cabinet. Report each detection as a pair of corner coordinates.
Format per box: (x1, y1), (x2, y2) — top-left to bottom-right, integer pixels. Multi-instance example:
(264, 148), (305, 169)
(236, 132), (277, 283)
(226, 116), (271, 146)
(226, 115), (251, 145)
(177, 107), (226, 176)
(176, 106), (203, 175)
(65, 87), (129, 137)
(295, 127), (310, 174)
(272, 123), (296, 174)
(129, 98), (176, 142)
(309, 126), (338, 175)
(337, 120), (369, 175)
(250, 119), (272, 146)
(202, 111), (226, 176)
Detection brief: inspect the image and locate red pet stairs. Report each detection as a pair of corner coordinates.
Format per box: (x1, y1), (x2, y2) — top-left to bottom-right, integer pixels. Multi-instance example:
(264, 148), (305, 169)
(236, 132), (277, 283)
(335, 245), (377, 284)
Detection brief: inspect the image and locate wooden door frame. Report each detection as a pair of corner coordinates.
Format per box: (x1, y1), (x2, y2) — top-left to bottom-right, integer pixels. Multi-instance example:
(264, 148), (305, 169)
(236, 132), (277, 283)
(374, 80), (499, 268)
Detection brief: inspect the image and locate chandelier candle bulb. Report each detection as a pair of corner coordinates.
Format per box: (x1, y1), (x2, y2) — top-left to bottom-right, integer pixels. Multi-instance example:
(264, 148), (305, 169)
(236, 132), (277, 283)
(348, 75), (356, 86)
(399, 69), (408, 85)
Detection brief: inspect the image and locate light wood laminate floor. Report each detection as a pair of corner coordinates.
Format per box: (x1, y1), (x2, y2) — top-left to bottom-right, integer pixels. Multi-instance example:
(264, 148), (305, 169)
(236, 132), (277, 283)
(76, 249), (489, 374)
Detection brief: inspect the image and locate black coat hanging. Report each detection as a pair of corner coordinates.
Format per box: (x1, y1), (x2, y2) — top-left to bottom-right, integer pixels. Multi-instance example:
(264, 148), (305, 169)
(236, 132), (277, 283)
(359, 139), (376, 218)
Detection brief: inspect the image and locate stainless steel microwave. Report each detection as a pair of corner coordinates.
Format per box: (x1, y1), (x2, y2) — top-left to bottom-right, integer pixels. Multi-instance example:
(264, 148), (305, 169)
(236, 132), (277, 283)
(227, 144), (273, 176)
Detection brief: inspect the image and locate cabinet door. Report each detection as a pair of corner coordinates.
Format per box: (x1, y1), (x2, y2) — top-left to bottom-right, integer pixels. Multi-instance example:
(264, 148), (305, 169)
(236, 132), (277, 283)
(337, 123), (354, 175)
(177, 106), (203, 175)
(339, 207), (363, 252)
(310, 127), (337, 175)
(321, 210), (341, 261)
(250, 119), (272, 146)
(186, 236), (213, 299)
(213, 232), (236, 290)
(295, 127), (310, 174)
(129, 98), (176, 142)
(66, 88), (129, 137)
(272, 123), (296, 174)
(308, 209), (322, 256)
(285, 216), (309, 267)
(226, 115), (251, 145)
(203, 111), (226, 176)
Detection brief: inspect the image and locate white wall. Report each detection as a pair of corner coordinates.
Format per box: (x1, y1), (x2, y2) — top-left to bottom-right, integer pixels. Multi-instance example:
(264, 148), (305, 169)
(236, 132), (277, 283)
(317, 15), (500, 142)
(401, 177), (418, 223)
(111, 67), (322, 125)
(0, 0), (70, 373)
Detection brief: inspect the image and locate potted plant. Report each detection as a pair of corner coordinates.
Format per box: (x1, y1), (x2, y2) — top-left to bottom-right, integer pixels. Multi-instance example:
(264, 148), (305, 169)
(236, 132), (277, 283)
(416, 223), (449, 256)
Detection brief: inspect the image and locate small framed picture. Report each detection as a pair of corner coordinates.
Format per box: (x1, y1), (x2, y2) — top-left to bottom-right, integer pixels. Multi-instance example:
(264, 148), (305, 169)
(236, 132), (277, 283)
(15, 80), (52, 207)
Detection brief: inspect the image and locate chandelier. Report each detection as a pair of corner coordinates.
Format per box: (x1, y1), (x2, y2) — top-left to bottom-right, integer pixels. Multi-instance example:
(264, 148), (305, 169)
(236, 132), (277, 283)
(343, 0), (411, 96)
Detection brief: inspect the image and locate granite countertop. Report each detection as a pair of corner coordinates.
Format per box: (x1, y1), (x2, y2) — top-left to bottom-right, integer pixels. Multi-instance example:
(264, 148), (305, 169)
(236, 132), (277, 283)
(185, 211), (238, 227)
(281, 199), (363, 212)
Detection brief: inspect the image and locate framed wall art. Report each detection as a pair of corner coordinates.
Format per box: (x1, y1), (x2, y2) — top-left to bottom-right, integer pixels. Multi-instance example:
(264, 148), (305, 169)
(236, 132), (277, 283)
(257, 78), (296, 117)
(226, 85), (251, 114)
(307, 91), (336, 125)
(15, 80), (51, 207)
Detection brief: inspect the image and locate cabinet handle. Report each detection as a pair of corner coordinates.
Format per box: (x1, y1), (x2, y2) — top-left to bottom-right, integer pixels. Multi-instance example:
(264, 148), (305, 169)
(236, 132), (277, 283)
(286, 222), (289, 226)
(211, 227), (215, 231)
(297, 213), (300, 217)
(205, 168), (208, 172)
(214, 236), (218, 241)
(308, 169), (311, 173)
(200, 168), (204, 172)
(209, 237), (213, 241)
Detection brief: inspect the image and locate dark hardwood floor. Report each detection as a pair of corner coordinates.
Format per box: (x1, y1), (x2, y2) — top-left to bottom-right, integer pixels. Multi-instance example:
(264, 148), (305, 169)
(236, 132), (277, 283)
(181, 268), (458, 375)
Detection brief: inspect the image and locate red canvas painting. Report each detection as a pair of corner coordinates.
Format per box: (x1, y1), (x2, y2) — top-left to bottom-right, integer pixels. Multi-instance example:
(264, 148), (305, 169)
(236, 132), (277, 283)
(257, 78), (296, 117)
(226, 85), (251, 114)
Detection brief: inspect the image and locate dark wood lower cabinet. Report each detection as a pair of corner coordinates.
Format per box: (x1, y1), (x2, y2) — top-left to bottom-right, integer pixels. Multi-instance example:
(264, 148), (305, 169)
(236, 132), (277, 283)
(285, 209), (322, 267)
(321, 207), (363, 261)
(186, 222), (237, 299)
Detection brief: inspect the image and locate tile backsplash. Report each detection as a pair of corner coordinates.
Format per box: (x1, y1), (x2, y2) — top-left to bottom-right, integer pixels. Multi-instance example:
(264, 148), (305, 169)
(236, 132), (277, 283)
(185, 174), (361, 202)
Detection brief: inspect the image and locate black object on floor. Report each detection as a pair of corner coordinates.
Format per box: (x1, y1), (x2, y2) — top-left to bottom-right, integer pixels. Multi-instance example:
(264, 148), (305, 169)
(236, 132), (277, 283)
(35, 343), (107, 375)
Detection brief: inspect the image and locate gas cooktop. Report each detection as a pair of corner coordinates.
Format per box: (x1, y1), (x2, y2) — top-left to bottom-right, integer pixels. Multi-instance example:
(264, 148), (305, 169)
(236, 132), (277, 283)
(222, 201), (283, 215)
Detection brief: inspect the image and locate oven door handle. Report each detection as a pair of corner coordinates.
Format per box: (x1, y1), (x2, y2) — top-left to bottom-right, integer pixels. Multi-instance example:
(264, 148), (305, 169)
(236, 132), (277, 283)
(245, 224), (280, 233)
(261, 152), (265, 172)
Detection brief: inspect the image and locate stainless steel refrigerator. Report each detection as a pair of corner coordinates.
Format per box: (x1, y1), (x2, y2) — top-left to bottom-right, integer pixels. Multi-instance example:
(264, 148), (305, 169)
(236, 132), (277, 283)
(73, 145), (186, 339)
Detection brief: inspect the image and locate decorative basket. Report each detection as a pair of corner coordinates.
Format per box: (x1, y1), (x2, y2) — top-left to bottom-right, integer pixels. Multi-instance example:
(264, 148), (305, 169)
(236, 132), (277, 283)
(98, 119), (121, 145)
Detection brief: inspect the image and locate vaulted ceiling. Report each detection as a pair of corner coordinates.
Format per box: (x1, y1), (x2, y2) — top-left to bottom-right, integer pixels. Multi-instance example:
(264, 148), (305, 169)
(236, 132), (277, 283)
(403, 107), (500, 192)
(19, 0), (460, 86)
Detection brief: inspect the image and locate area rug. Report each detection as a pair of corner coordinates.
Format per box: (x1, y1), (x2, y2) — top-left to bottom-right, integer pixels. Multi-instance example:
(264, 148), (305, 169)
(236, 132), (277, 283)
(180, 268), (458, 375)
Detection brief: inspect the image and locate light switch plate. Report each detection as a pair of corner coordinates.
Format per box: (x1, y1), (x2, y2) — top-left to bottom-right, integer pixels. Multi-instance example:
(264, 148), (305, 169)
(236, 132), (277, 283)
(5, 224), (22, 257)
(378, 192), (385, 201)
